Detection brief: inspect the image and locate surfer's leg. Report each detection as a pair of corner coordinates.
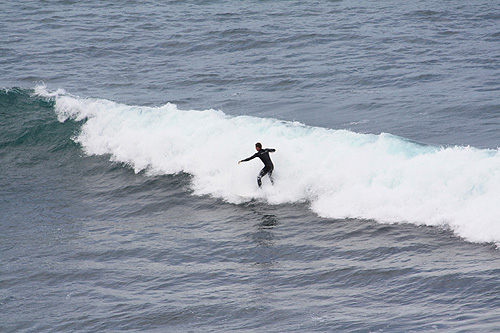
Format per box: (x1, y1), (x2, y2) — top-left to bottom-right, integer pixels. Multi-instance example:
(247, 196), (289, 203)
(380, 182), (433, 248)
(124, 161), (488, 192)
(257, 172), (263, 188)
(257, 167), (269, 188)
(268, 168), (274, 185)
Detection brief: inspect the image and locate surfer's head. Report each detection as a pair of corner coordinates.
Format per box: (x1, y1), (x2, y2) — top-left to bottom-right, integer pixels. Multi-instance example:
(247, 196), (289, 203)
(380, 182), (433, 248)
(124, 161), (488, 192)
(255, 142), (262, 151)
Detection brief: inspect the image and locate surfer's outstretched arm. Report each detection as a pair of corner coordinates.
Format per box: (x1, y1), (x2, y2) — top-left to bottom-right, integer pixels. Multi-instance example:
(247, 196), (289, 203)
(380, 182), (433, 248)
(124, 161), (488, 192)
(238, 153), (258, 164)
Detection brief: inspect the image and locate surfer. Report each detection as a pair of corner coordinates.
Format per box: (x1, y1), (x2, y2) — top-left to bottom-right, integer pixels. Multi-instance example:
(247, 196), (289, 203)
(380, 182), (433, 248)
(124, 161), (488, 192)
(238, 142), (276, 188)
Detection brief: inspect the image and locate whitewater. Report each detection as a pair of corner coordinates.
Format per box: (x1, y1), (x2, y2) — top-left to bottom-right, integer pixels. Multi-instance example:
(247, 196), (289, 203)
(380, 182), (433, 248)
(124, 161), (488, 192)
(4, 0), (500, 330)
(39, 86), (500, 245)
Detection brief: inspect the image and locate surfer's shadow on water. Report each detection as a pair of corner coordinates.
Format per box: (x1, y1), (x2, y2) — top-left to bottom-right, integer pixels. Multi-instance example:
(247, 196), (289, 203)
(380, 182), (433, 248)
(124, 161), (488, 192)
(251, 213), (279, 246)
(259, 214), (279, 229)
(244, 212), (280, 267)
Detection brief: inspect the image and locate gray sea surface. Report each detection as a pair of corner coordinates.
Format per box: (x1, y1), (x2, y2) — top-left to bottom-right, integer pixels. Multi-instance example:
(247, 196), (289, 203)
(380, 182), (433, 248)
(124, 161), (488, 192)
(2, 1), (500, 331)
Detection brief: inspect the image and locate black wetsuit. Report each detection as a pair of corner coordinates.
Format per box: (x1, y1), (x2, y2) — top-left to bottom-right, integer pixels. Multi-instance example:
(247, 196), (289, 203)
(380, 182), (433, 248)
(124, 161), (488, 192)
(241, 148), (276, 187)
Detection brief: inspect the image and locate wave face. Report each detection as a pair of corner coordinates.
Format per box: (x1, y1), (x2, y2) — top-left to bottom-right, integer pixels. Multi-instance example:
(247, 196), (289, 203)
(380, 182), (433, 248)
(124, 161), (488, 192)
(0, 87), (75, 152)
(38, 86), (500, 244)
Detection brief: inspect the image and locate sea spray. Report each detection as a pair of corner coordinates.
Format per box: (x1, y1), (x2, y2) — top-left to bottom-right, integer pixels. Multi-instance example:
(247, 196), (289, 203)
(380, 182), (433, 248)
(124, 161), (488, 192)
(38, 86), (500, 244)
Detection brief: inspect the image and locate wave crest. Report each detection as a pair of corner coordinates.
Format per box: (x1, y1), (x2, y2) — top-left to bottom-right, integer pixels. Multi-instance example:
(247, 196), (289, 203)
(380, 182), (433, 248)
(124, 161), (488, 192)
(39, 86), (500, 244)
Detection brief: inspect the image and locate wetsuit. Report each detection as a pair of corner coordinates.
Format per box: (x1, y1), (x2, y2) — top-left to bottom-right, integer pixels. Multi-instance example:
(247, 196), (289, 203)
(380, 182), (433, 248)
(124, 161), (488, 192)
(241, 148), (276, 187)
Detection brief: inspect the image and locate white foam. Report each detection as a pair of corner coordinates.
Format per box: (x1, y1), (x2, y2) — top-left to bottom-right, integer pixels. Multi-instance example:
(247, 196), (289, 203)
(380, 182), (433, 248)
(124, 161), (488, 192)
(44, 87), (500, 244)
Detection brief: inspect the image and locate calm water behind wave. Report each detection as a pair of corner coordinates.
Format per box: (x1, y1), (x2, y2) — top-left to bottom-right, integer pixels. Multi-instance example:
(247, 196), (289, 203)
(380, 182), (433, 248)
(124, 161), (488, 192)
(2, 1), (499, 146)
(2, 0), (500, 331)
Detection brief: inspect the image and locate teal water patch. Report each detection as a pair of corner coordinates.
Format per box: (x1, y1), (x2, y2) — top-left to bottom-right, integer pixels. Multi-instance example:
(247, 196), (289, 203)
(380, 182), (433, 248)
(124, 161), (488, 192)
(0, 87), (77, 152)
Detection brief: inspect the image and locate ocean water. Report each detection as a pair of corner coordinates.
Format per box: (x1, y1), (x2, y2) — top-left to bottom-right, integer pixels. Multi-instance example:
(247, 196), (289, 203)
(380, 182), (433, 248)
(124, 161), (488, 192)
(2, 1), (500, 331)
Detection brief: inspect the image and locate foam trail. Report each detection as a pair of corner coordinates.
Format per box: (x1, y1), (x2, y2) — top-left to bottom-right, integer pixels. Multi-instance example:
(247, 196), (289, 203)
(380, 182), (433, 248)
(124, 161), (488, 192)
(40, 86), (500, 244)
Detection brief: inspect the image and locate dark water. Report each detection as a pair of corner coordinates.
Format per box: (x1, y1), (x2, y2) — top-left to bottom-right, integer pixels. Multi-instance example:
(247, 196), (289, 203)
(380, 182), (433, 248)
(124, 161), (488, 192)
(2, 1), (500, 331)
